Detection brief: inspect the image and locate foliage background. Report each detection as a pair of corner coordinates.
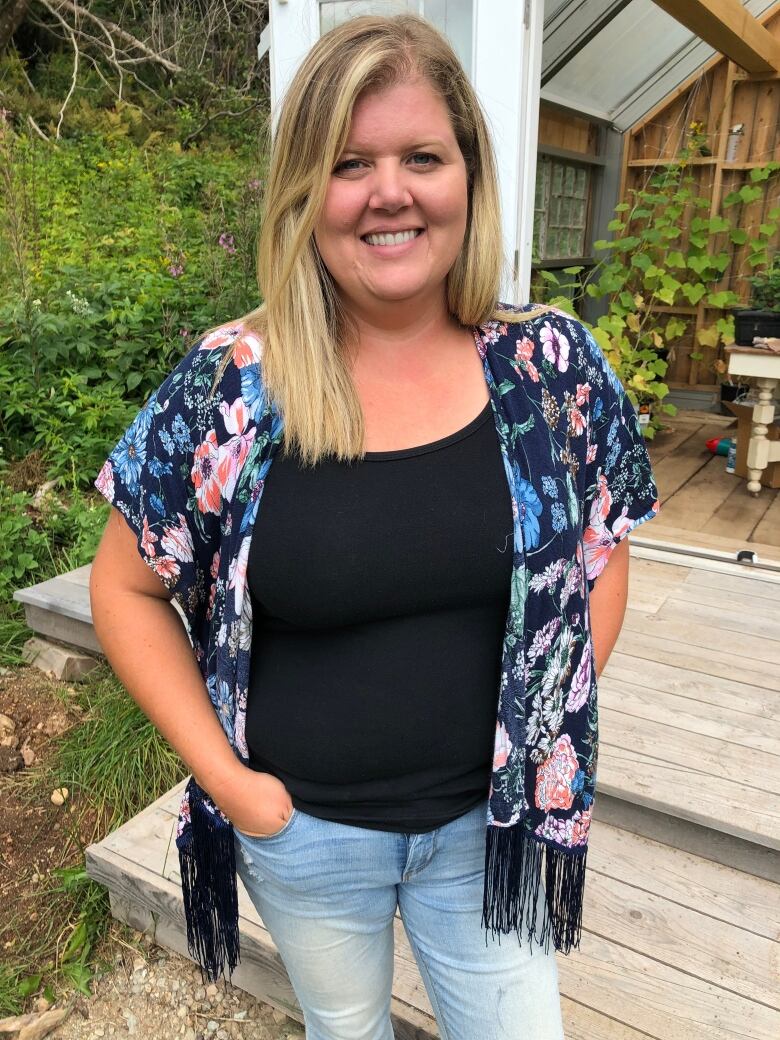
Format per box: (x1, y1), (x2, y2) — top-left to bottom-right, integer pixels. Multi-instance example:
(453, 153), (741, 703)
(0, 1), (270, 659)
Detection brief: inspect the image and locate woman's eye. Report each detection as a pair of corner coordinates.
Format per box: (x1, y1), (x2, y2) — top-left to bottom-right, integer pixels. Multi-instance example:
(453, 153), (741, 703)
(409, 152), (439, 166)
(333, 159), (363, 173)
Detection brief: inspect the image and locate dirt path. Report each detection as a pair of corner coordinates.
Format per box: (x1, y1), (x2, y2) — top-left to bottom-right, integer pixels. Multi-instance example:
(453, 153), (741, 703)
(0, 664), (304, 1040)
(54, 929), (304, 1040)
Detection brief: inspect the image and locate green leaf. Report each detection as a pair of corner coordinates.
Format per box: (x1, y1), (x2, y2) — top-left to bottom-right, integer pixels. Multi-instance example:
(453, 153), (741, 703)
(607, 218), (626, 232)
(759, 223), (778, 237)
(539, 269), (559, 283)
(17, 974), (42, 998)
(709, 216), (730, 234)
(653, 287), (676, 305)
(749, 165), (777, 183)
(630, 252), (651, 271)
(562, 265), (584, 275)
(63, 919), (89, 961)
(681, 282), (707, 304)
(706, 291), (738, 308)
(614, 202), (630, 212)
(730, 228), (748, 245)
(686, 255), (711, 276)
(739, 184), (763, 205)
(593, 239), (612, 251)
(613, 235), (641, 252)
(666, 251), (687, 269)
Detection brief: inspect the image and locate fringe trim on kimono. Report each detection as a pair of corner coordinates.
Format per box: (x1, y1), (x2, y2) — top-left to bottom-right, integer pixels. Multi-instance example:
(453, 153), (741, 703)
(178, 779), (240, 984)
(482, 820), (587, 956)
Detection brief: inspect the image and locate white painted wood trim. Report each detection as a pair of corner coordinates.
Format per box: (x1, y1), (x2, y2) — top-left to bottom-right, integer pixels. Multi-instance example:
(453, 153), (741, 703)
(267, 0), (320, 133)
(472, 0), (543, 305)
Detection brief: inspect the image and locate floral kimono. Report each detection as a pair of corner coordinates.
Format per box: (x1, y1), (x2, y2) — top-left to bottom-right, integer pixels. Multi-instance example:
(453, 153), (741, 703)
(96, 303), (660, 981)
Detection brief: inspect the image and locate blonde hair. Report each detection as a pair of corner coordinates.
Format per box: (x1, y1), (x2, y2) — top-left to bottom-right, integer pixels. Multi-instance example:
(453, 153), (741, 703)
(230, 13), (549, 466)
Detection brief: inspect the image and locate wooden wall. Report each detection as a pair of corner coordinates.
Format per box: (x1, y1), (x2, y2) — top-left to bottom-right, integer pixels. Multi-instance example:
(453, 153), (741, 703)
(621, 5), (780, 391)
(538, 105), (600, 157)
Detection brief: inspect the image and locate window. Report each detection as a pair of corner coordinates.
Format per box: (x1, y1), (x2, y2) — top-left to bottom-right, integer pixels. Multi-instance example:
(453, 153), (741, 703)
(533, 157), (591, 263)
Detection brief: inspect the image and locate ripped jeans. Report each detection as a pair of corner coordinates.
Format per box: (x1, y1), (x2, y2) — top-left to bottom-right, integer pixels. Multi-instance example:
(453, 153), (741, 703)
(233, 797), (565, 1040)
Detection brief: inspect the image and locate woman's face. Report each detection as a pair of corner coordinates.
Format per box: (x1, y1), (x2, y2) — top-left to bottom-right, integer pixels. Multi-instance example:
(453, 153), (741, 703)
(313, 77), (469, 320)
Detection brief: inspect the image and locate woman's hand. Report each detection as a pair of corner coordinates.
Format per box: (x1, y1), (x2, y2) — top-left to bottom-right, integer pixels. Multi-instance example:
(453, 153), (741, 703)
(210, 765), (295, 838)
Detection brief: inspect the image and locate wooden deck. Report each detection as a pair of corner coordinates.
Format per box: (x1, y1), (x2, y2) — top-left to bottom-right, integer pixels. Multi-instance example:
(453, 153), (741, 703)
(642, 409), (780, 564)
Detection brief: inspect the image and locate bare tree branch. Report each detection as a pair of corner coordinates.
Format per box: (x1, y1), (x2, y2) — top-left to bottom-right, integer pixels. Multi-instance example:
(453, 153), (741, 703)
(27, 112), (49, 139)
(48, 0), (185, 74)
(181, 95), (264, 148)
(38, 0), (79, 138)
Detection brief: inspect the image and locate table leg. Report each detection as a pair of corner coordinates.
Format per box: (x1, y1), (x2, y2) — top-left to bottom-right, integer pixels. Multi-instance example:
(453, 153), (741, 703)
(746, 377), (778, 495)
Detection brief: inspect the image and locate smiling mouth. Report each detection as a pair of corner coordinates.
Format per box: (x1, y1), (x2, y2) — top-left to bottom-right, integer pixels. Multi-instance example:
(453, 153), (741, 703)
(360, 228), (424, 247)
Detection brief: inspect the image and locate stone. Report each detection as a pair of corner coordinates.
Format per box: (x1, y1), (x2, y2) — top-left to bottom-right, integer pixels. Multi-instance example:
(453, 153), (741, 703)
(22, 637), (100, 683)
(0, 713), (15, 736)
(50, 787), (68, 806)
(205, 984), (218, 998)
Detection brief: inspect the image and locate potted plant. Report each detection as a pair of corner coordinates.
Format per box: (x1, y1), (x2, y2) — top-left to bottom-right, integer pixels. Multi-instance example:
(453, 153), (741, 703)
(733, 252), (780, 345)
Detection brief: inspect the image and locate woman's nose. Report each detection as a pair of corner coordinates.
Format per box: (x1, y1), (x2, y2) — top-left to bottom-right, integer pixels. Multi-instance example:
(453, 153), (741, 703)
(368, 162), (413, 212)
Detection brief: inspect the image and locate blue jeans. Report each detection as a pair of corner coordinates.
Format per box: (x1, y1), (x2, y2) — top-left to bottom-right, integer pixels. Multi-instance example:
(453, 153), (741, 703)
(233, 797), (565, 1040)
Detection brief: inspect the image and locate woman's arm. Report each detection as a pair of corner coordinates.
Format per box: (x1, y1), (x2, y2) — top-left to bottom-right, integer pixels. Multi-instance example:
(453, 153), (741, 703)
(89, 507), (293, 836)
(588, 536), (630, 679)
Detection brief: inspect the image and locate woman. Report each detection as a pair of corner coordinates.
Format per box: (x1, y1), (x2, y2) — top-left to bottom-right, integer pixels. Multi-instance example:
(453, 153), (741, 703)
(90, 13), (659, 1040)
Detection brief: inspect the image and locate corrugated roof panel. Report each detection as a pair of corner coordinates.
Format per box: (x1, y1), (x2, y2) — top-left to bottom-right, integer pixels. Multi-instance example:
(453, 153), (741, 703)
(542, 0), (779, 132)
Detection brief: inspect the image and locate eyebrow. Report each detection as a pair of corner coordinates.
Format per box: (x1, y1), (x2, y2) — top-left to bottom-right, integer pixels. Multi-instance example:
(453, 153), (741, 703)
(340, 139), (450, 155)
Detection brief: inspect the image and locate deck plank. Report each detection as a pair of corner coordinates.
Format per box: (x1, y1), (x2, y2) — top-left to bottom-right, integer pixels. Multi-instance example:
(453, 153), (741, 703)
(703, 478), (777, 541)
(589, 822), (780, 941)
(650, 422), (735, 502)
(754, 490), (780, 547)
(635, 521), (780, 565)
(612, 628), (780, 692)
(604, 652), (780, 721)
(622, 608), (780, 667)
(597, 742), (780, 849)
(664, 584), (780, 624)
(681, 567), (780, 602)
(600, 675), (780, 751)
(652, 455), (740, 531)
(557, 930), (780, 1040)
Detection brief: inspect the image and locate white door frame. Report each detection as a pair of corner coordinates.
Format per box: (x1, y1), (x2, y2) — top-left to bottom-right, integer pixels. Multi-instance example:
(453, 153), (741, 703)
(265, 0), (542, 303)
(472, 0), (543, 304)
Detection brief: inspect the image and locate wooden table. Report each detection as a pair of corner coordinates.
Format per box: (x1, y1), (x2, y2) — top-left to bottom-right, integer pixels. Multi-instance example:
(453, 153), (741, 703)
(725, 345), (780, 495)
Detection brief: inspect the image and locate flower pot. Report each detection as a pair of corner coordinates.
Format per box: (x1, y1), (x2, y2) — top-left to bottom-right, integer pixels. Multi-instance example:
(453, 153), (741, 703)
(733, 308), (780, 346)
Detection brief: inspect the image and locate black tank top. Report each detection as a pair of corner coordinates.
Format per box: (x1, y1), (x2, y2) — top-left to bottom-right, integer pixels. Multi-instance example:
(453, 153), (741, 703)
(245, 398), (514, 832)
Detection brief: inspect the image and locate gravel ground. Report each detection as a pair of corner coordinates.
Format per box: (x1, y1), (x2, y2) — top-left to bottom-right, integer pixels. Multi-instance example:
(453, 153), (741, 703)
(53, 931), (304, 1040)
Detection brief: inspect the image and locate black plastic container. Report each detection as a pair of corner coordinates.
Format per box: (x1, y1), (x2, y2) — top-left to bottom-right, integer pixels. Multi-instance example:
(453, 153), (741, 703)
(733, 308), (780, 346)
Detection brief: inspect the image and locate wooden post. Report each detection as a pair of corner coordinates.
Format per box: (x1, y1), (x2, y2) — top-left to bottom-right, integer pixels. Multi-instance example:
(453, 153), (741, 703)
(651, 0), (780, 74)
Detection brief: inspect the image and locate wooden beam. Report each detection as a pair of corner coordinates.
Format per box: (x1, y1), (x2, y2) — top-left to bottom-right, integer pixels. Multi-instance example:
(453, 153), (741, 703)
(651, 0), (780, 75)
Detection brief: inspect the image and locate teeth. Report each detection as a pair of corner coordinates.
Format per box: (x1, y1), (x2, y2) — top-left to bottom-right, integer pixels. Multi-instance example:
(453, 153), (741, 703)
(364, 229), (421, 246)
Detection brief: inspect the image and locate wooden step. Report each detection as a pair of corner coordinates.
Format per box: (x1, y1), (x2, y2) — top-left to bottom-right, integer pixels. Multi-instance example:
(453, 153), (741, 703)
(85, 780), (780, 1040)
(596, 545), (780, 859)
